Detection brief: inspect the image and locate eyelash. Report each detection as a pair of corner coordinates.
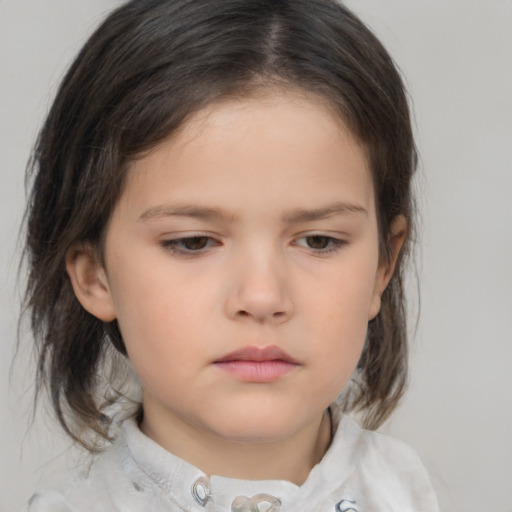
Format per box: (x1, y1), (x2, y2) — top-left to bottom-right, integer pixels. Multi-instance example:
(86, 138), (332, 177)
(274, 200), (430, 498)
(160, 234), (346, 256)
(294, 234), (346, 255)
(160, 235), (220, 255)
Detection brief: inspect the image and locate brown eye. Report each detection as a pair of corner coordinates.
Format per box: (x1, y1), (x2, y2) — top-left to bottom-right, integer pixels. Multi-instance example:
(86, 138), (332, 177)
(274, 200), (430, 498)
(295, 234), (345, 254)
(181, 236), (210, 250)
(305, 235), (330, 249)
(161, 235), (217, 254)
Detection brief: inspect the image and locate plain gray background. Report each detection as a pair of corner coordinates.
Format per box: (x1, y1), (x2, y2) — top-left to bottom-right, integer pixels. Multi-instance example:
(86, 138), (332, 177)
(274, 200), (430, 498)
(1, 1), (511, 510)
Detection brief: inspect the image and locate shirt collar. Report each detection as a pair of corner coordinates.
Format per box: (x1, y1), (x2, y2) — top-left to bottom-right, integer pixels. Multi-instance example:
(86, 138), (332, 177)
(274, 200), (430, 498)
(121, 403), (362, 510)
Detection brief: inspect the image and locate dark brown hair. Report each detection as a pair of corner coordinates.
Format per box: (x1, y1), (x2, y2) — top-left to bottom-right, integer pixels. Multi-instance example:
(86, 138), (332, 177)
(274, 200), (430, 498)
(24, 0), (417, 449)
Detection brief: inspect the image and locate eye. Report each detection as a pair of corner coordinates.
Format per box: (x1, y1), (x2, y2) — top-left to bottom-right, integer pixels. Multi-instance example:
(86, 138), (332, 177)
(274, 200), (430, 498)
(178, 236), (210, 250)
(294, 234), (345, 254)
(161, 235), (219, 254)
(304, 235), (331, 249)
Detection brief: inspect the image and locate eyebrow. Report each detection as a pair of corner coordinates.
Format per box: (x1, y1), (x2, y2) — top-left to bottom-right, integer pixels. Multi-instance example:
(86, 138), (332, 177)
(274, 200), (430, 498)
(139, 204), (236, 222)
(138, 201), (367, 223)
(281, 201), (368, 223)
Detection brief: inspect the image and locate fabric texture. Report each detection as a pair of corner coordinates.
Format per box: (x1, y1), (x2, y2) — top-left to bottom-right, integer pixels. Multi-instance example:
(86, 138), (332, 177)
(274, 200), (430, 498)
(25, 405), (439, 512)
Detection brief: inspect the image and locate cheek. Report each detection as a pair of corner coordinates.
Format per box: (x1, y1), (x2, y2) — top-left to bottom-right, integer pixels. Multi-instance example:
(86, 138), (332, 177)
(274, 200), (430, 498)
(107, 259), (205, 374)
(305, 255), (378, 330)
(302, 257), (378, 371)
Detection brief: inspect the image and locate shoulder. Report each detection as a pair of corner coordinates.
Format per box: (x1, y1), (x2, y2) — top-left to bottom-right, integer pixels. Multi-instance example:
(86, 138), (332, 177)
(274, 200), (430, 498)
(24, 456), (117, 512)
(358, 420), (430, 473)
(25, 490), (79, 512)
(330, 412), (440, 511)
(24, 426), (149, 512)
(363, 425), (437, 492)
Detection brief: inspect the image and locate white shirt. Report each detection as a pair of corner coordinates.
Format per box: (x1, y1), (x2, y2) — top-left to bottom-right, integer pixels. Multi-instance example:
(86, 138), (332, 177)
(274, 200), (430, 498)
(26, 406), (439, 512)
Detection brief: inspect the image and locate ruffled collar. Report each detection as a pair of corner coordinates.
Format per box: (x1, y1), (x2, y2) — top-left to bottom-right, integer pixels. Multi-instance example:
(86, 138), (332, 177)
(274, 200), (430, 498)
(120, 404), (362, 511)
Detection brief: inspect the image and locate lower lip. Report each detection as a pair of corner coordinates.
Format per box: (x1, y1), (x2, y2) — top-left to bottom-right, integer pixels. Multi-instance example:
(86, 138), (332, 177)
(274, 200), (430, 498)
(214, 360), (298, 382)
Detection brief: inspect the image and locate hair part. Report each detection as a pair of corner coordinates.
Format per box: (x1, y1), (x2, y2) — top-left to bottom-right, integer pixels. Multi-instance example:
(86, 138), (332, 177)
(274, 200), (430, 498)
(23, 0), (417, 448)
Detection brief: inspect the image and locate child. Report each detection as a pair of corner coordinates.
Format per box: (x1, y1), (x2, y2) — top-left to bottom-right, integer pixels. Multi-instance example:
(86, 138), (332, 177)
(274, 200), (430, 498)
(23, 0), (439, 510)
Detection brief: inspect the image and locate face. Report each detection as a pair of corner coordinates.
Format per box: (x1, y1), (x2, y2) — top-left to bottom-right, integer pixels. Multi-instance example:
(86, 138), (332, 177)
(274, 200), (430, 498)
(71, 92), (392, 449)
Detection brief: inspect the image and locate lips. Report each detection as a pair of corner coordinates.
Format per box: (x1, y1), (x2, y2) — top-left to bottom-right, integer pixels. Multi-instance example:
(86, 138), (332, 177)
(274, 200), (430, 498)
(215, 345), (298, 364)
(214, 345), (299, 382)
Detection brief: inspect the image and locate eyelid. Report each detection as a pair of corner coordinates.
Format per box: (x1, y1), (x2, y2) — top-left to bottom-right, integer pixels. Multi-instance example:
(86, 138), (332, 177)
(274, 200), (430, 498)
(292, 232), (347, 254)
(160, 233), (222, 255)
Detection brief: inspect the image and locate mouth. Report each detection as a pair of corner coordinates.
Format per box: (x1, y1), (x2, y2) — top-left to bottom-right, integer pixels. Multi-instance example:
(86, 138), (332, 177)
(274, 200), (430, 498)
(213, 345), (299, 382)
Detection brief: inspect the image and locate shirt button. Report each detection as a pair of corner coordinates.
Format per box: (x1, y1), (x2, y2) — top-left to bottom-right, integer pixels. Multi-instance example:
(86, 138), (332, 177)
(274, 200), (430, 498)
(191, 476), (211, 506)
(231, 494), (281, 512)
(335, 497), (358, 512)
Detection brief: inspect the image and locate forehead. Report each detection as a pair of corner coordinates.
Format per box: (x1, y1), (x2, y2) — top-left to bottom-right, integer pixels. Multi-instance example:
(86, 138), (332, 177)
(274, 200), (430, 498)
(119, 91), (375, 221)
(167, 89), (367, 162)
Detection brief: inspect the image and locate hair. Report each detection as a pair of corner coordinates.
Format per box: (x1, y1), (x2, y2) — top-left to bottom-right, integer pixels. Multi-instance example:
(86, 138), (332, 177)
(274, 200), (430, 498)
(23, 0), (417, 450)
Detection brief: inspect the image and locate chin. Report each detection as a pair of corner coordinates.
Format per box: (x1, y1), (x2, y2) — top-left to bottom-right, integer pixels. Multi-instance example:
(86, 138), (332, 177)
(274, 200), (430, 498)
(204, 412), (306, 445)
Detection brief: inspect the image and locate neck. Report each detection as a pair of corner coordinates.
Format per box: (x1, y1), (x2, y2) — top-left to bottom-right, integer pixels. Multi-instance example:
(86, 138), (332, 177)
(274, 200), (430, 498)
(140, 405), (332, 485)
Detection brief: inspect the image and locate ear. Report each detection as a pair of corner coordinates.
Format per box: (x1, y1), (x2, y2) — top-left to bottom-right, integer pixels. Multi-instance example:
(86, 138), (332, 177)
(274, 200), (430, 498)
(65, 243), (117, 322)
(368, 215), (408, 320)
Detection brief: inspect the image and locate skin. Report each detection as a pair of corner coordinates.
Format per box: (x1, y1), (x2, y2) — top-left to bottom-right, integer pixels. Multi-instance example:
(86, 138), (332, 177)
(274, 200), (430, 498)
(66, 91), (405, 484)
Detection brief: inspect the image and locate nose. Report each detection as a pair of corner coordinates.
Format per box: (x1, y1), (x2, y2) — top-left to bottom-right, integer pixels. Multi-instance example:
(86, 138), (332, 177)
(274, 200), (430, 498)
(224, 249), (293, 324)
